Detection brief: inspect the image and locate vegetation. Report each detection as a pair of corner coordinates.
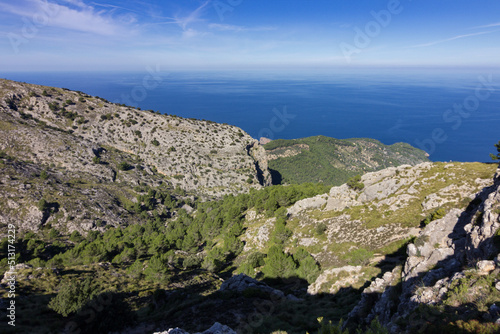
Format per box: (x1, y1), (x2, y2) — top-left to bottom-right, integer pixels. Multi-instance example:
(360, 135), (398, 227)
(346, 174), (364, 191)
(264, 136), (428, 185)
(490, 140), (500, 161)
(0, 82), (498, 333)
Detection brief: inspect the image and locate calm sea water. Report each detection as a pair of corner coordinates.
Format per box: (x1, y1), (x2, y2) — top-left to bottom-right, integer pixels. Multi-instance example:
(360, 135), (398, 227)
(3, 68), (500, 162)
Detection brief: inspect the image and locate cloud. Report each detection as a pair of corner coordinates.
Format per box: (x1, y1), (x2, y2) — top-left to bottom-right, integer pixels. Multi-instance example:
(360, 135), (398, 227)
(208, 23), (275, 32)
(0, 0), (129, 36)
(161, 0), (210, 30)
(411, 30), (497, 48)
(59, 0), (87, 8)
(472, 22), (500, 29)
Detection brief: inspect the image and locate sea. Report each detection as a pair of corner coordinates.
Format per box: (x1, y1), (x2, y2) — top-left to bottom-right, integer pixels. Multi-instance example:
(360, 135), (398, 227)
(2, 68), (500, 162)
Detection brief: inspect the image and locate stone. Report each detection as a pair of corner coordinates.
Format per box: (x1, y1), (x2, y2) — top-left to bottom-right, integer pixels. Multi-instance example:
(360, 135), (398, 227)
(219, 274), (285, 298)
(153, 323), (236, 334)
(477, 260), (496, 275)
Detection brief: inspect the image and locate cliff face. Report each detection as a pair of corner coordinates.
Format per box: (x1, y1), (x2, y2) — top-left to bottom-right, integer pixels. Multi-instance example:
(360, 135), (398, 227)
(0, 79), (268, 198)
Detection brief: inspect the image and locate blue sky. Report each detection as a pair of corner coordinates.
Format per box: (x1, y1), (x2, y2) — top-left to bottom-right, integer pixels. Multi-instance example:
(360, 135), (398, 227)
(0, 0), (499, 71)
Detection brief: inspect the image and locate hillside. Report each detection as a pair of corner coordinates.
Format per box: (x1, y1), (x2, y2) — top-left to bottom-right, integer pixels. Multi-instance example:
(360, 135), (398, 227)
(1, 79), (500, 334)
(0, 79), (271, 200)
(264, 136), (429, 185)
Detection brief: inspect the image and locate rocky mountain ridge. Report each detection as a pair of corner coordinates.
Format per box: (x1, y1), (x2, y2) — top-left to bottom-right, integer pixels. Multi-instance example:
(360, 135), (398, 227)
(0, 79), (271, 199)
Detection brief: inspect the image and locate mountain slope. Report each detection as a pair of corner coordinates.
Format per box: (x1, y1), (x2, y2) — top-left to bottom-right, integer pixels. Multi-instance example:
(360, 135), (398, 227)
(0, 79), (271, 200)
(264, 136), (429, 185)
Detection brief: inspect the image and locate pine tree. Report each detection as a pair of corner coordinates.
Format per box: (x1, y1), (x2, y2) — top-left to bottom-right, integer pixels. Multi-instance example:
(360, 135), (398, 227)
(490, 140), (500, 161)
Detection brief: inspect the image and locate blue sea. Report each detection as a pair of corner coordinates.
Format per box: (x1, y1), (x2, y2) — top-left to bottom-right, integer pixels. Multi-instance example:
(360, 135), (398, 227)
(2, 68), (500, 162)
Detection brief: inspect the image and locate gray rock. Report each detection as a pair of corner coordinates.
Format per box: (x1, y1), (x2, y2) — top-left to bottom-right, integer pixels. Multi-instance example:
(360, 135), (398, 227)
(220, 274), (285, 298)
(153, 323), (236, 334)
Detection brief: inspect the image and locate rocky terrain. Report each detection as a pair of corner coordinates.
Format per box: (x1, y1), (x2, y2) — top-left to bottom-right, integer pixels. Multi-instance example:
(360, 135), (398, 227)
(0, 79), (270, 198)
(344, 167), (500, 332)
(1, 79), (499, 333)
(0, 79), (272, 234)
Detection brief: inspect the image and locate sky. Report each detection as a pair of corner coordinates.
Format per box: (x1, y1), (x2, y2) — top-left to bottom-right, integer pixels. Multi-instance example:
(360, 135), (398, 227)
(0, 0), (499, 71)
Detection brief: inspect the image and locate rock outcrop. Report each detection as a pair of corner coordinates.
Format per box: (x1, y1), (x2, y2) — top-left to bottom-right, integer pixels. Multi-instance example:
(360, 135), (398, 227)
(219, 273), (300, 300)
(153, 322), (236, 334)
(345, 167), (500, 332)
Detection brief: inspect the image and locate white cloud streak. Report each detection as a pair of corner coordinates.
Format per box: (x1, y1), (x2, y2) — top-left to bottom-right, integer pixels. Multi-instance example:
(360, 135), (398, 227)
(472, 22), (500, 29)
(411, 30), (497, 48)
(208, 23), (276, 32)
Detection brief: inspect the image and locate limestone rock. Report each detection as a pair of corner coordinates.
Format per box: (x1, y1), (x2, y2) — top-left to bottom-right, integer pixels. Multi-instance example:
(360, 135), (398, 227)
(476, 260), (496, 275)
(219, 274), (285, 298)
(153, 323), (236, 334)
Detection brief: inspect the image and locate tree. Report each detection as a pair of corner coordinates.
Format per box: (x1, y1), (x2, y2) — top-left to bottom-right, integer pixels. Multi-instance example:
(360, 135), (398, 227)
(144, 255), (170, 282)
(262, 245), (296, 278)
(293, 247), (320, 284)
(271, 221), (292, 245)
(490, 140), (500, 161)
(48, 277), (98, 317)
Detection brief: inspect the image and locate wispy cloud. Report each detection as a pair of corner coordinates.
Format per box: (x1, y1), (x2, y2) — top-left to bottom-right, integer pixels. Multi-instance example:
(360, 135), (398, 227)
(472, 22), (500, 29)
(158, 0), (210, 30)
(209, 23), (276, 32)
(0, 0), (130, 36)
(411, 30), (497, 48)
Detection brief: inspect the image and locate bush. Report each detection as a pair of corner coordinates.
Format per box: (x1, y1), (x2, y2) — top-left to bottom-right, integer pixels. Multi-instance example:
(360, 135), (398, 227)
(347, 174), (364, 191)
(38, 199), (49, 212)
(246, 252), (266, 268)
(316, 222), (327, 235)
(202, 247), (226, 272)
(151, 138), (160, 146)
(118, 162), (132, 171)
(421, 208), (446, 226)
(293, 247), (320, 284)
(40, 170), (49, 180)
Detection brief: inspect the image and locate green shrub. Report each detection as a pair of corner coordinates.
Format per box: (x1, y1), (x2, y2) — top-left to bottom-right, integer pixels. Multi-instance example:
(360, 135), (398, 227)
(293, 247), (320, 284)
(151, 138), (160, 146)
(347, 174), (364, 191)
(316, 222), (327, 235)
(118, 162), (132, 171)
(421, 208), (446, 226)
(246, 252), (266, 268)
(38, 199), (49, 212)
(40, 170), (49, 180)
